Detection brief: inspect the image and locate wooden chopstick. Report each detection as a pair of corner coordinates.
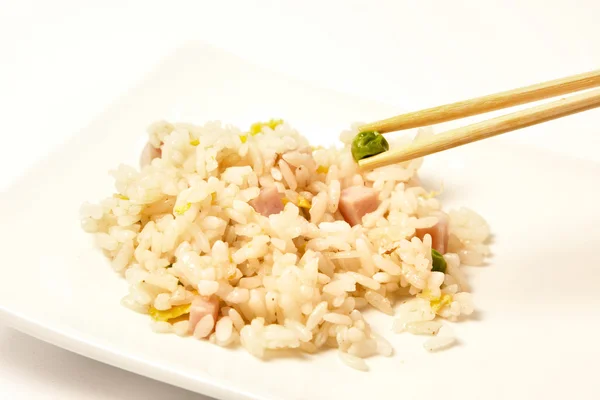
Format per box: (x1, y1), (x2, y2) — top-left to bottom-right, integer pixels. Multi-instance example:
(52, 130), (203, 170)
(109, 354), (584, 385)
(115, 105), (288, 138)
(358, 87), (600, 170)
(359, 69), (600, 134)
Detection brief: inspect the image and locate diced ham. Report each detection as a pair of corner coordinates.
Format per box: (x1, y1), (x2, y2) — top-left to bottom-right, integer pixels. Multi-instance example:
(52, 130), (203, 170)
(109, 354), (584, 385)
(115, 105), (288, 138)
(338, 186), (379, 226)
(188, 295), (220, 333)
(416, 211), (449, 254)
(250, 187), (284, 216)
(140, 142), (162, 167)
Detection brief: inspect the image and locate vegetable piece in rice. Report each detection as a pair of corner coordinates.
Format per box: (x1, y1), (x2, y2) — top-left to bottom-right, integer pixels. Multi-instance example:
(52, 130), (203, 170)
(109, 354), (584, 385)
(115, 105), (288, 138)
(431, 249), (447, 273)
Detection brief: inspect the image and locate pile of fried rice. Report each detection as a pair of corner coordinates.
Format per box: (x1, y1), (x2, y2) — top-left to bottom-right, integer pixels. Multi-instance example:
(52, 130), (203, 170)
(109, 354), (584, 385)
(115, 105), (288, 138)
(80, 119), (490, 371)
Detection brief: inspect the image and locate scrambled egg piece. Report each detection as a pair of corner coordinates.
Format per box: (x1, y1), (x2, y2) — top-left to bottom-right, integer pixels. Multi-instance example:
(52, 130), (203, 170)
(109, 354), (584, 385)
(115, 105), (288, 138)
(297, 195), (311, 209)
(418, 289), (453, 313)
(148, 303), (191, 322)
(282, 195), (311, 209)
(174, 203), (191, 215)
(430, 294), (453, 313)
(249, 119), (284, 136)
(316, 165), (329, 174)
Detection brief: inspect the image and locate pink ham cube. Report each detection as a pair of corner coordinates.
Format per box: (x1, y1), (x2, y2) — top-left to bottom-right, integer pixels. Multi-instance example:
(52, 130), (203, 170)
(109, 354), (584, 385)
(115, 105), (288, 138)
(338, 186), (379, 226)
(415, 211), (449, 254)
(250, 187), (284, 217)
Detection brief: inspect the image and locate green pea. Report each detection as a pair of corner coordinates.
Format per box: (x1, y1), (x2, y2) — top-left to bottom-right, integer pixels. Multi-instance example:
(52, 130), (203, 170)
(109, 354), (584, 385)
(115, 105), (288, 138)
(431, 249), (447, 273)
(351, 131), (389, 162)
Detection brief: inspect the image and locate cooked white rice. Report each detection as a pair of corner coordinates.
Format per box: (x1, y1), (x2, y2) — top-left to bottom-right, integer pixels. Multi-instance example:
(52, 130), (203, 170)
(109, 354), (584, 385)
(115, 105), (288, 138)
(80, 119), (490, 369)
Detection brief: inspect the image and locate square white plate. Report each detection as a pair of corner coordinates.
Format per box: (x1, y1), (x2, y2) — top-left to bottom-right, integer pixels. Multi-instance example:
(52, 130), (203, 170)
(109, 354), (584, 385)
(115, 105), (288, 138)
(1, 42), (599, 400)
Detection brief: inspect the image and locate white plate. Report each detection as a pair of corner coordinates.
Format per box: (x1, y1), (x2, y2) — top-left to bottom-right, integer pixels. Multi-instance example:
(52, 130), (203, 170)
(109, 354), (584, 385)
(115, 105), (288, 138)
(1, 42), (599, 400)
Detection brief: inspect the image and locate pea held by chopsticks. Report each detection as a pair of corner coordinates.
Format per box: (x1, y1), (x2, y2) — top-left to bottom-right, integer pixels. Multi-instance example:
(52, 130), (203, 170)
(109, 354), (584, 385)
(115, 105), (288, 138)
(351, 131), (389, 162)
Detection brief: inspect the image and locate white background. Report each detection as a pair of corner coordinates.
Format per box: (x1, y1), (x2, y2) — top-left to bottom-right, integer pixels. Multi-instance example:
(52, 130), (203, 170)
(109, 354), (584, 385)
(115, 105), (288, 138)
(0, 0), (598, 399)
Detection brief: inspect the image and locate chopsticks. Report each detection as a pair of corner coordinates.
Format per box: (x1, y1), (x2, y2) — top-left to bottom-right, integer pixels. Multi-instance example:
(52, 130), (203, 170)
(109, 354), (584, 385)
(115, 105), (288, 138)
(358, 69), (600, 170)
